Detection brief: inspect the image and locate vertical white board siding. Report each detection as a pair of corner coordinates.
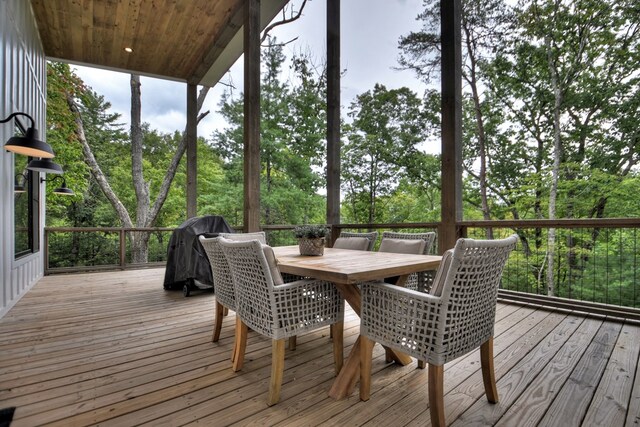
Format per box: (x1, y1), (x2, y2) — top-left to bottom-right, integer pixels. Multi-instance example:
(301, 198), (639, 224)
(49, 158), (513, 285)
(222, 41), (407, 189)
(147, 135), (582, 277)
(0, 0), (46, 319)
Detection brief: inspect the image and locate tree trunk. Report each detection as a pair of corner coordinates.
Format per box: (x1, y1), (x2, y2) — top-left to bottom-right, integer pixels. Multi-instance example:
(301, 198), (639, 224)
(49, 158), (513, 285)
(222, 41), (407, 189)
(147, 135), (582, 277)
(265, 156), (272, 224)
(129, 75), (151, 262)
(545, 33), (563, 298)
(67, 79), (211, 265)
(464, 24), (492, 239)
(131, 230), (151, 264)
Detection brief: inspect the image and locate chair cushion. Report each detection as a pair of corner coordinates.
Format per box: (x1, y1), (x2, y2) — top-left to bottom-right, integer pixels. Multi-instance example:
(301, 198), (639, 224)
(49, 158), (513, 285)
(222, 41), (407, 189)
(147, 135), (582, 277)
(333, 237), (370, 251)
(220, 231), (266, 244)
(378, 238), (427, 255)
(262, 244), (284, 285)
(430, 249), (454, 297)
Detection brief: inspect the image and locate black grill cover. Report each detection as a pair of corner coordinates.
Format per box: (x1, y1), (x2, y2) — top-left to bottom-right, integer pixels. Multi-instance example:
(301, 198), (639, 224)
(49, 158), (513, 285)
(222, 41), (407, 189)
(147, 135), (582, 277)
(163, 215), (234, 290)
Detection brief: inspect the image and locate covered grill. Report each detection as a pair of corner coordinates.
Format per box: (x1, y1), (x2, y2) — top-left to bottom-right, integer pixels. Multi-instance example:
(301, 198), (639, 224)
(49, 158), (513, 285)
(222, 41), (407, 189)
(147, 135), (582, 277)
(163, 215), (234, 296)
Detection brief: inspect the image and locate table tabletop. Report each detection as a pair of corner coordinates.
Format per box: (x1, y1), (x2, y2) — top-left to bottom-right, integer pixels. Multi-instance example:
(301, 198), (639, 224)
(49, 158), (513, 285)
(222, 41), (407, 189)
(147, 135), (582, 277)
(273, 245), (442, 285)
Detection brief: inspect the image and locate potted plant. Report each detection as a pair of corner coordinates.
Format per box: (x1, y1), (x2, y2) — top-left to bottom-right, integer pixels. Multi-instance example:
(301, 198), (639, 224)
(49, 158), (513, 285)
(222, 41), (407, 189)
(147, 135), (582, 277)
(293, 225), (328, 256)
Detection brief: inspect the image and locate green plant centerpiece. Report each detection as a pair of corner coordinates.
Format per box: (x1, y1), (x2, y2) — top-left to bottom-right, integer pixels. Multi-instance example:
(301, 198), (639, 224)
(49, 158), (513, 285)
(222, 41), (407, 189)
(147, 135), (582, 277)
(294, 225), (328, 256)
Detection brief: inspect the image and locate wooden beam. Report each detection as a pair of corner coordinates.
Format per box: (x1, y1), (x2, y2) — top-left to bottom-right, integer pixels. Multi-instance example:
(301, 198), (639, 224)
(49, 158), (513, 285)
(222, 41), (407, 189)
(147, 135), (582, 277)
(186, 83), (198, 219)
(244, 0), (261, 232)
(326, 0), (341, 232)
(439, 0), (463, 253)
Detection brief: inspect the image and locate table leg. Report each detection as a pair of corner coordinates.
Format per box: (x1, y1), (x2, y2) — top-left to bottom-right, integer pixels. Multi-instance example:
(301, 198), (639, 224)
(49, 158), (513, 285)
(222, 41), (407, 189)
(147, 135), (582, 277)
(330, 282), (413, 399)
(328, 336), (362, 399)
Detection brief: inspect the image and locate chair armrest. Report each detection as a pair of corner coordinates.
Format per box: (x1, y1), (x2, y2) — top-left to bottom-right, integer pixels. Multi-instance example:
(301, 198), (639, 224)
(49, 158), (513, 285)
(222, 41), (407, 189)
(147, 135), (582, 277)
(360, 282), (445, 362)
(360, 281), (441, 304)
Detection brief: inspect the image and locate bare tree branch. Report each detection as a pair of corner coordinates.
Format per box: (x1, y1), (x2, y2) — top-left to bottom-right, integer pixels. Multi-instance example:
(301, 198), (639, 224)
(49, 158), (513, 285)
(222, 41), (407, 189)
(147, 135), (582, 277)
(262, 36), (299, 48)
(147, 86), (211, 225)
(260, 0), (308, 44)
(66, 93), (134, 229)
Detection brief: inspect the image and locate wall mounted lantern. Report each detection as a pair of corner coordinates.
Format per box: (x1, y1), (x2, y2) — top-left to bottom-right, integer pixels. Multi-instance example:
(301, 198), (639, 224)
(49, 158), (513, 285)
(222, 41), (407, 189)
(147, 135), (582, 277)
(2, 112), (65, 174)
(41, 176), (74, 196)
(27, 158), (64, 174)
(1, 112), (55, 158)
(14, 173), (28, 193)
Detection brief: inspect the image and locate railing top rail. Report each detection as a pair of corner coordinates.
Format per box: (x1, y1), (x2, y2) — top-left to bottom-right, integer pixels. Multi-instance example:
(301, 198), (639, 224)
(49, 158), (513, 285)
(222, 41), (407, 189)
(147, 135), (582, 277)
(460, 218), (640, 228)
(45, 227), (177, 232)
(44, 217), (640, 235)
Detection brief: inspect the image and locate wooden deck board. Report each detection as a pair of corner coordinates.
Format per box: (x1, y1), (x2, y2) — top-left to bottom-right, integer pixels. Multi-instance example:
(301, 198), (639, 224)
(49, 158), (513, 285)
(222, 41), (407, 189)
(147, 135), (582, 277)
(0, 268), (638, 426)
(493, 317), (603, 427)
(581, 323), (640, 427)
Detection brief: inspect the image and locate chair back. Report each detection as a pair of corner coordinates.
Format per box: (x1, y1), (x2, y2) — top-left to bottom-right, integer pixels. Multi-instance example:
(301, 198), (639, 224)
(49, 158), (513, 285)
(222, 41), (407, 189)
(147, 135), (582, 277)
(219, 231), (267, 244)
(218, 239), (278, 338)
(381, 231), (435, 254)
(199, 236), (235, 310)
(379, 231), (437, 290)
(433, 234), (518, 362)
(333, 237), (370, 251)
(335, 231), (378, 251)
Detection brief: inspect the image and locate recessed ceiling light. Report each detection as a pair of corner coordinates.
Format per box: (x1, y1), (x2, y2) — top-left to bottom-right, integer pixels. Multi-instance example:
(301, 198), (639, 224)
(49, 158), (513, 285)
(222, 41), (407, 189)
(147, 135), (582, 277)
(124, 47), (133, 53)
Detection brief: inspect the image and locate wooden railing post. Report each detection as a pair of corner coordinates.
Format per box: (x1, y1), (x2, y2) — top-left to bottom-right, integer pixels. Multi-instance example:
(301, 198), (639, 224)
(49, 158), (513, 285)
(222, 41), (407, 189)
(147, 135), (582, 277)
(329, 224), (341, 248)
(119, 228), (126, 270)
(44, 228), (49, 275)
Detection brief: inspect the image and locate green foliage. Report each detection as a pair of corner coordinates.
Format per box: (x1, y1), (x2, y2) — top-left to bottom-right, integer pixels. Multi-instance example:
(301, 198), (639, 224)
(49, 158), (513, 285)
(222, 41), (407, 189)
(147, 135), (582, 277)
(211, 38), (327, 226)
(293, 225), (328, 239)
(45, 63), (91, 219)
(342, 84), (430, 223)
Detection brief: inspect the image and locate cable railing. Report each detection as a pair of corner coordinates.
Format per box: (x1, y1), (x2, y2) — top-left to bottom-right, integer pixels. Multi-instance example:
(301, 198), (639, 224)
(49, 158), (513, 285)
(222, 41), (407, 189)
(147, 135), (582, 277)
(44, 227), (175, 274)
(45, 219), (640, 319)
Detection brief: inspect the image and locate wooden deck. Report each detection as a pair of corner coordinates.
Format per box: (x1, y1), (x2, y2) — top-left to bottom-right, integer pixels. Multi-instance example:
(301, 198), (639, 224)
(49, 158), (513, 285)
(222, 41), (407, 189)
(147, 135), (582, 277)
(0, 268), (639, 426)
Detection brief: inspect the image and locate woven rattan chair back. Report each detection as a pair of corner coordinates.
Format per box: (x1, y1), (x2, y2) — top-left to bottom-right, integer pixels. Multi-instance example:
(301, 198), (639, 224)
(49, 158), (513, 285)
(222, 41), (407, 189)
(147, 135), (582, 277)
(380, 231), (437, 291)
(381, 231), (435, 254)
(199, 236), (235, 310)
(337, 231), (378, 251)
(431, 235), (518, 363)
(219, 239), (277, 338)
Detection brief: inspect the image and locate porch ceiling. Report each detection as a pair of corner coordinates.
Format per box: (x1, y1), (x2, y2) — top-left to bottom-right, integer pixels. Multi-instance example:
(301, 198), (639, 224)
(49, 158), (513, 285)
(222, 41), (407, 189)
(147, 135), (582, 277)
(30, 0), (288, 86)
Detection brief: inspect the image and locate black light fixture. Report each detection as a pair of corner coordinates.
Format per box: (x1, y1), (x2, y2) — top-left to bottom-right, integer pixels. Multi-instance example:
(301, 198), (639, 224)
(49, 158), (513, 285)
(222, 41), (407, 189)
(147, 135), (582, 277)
(1, 112), (55, 158)
(41, 176), (74, 196)
(27, 158), (64, 174)
(14, 173), (28, 193)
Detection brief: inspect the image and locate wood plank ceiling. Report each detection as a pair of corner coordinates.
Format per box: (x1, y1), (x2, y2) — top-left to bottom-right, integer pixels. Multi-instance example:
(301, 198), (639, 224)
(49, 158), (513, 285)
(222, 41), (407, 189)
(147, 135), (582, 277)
(29, 0), (286, 86)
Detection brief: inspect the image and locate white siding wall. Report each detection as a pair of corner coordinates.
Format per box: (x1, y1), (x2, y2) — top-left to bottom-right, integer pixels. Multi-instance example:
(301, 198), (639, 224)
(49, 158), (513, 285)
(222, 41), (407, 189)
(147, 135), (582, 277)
(0, 0), (46, 318)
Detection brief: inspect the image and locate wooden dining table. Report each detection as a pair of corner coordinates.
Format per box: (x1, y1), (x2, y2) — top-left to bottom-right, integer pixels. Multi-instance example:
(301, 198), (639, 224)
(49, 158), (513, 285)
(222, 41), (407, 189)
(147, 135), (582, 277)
(273, 245), (442, 399)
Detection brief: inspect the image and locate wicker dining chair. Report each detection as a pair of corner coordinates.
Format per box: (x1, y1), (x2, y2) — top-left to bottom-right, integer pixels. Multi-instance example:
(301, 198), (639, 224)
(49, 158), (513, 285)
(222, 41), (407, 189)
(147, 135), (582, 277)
(359, 235), (518, 427)
(379, 231), (436, 292)
(201, 232), (299, 356)
(333, 231), (378, 251)
(199, 236), (236, 347)
(201, 232), (266, 346)
(219, 238), (345, 406)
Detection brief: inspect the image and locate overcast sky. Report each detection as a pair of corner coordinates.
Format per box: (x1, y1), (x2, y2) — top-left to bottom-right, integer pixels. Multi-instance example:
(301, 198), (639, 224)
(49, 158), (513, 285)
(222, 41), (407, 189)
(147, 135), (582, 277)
(73, 0), (427, 140)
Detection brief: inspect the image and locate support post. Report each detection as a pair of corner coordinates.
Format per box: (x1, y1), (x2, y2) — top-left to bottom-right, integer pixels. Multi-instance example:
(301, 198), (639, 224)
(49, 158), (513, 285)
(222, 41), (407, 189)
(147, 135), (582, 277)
(326, 0), (340, 233)
(244, 0), (261, 232)
(439, 0), (463, 253)
(186, 83), (198, 219)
